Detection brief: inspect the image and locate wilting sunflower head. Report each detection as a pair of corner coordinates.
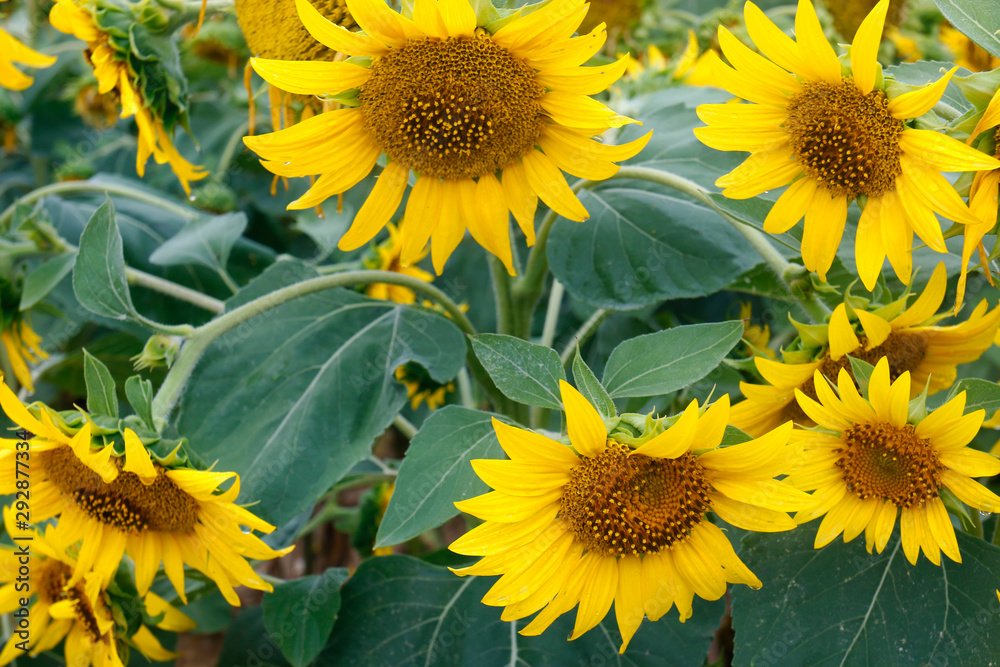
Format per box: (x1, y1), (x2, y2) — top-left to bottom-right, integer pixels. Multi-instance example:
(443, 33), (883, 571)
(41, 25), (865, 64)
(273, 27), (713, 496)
(49, 0), (207, 193)
(0, 509), (195, 665)
(364, 223), (434, 304)
(0, 284), (48, 393)
(730, 263), (1000, 437)
(694, 0), (1000, 290)
(0, 24), (57, 91)
(244, 0), (653, 275)
(0, 379), (293, 607)
(789, 357), (1000, 565)
(450, 381), (809, 652)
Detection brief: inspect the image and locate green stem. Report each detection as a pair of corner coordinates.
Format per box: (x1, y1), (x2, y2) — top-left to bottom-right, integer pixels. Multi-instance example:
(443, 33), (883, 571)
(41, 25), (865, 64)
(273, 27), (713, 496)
(489, 255), (515, 336)
(126, 267), (226, 314)
(970, 508), (985, 539)
(215, 266), (240, 294)
(392, 415), (417, 440)
(0, 181), (198, 229)
(210, 119), (252, 184)
(150, 270), (492, 424)
(539, 280), (564, 349)
(559, 308), (612, 368)
(316, 260), (364, 274)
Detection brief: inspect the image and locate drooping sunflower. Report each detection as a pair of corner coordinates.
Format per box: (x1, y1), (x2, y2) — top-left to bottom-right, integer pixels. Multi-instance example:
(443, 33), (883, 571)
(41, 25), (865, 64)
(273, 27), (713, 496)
(0, 510), (195, 666)
(789, 357), (1000, 564)
(0, 379), (293, 606)
(0, 309), (47, 393)
(730, 263), (1000, 436)
(694, 0), (1000, 290)
(957, 88), (1000, 310)
(0, 17), (56, 91)
(244, 0), (652, 274)
(364, 222), (434, 304)
(450, 381), (808, 651)
(50, 0), (208, 193)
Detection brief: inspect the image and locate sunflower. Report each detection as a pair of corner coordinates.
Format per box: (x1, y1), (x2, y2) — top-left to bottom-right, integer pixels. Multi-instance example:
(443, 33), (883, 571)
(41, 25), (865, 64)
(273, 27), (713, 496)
(957, 88), (1000, 310)
(940, 24), (1000, 73)
(450, 381), (808, 652)
(0, 311), (47, 393)
(0, 379), (293, 606)
(694, 0), (999, 290)
(730, 263), (1000, 436)
(824, 0), (906, 41)
(364, 222), (434, 304)
(243, 0), (652, 274)
(49, 0), (208, 194)
(395, 363), (453, 410)
(789, 357), (1000, 564)
(0, 510), (195, 666)
(0, 21), (56, 91)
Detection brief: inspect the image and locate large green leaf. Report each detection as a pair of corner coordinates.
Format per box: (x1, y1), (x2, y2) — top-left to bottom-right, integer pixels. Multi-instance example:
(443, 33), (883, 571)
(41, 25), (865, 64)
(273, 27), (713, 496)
(375, 407), (505, 549)
(318, 555), (724, 666)
(19, 252), (77, 310)
(602, 321), (743, 398)
(71, 199), (140, 322)
(82, 349), (118, 418)
(470, 334), (565, 409)
(572, 348), (616, 420)
(547, 189), (760, 309)
(732, 527), (1000, 666)
(933, 0), (1000, 59)
(948, 378), (1000, 416)
(175, 289), (466, 526)
(263, 568), (349, 667)
(148, 212), (248, 273)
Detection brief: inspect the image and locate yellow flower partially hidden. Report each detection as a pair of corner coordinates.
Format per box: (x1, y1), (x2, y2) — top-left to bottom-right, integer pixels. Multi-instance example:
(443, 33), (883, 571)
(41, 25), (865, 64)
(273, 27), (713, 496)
(244, 0), (652, 274)
(395, 364), (453, 410)
(0, 510), (194, 666)
(365, 223), (434, 304)
(450, 381), (808, 652)
(0, 379), (293, 606)
(1, 315), (48, 393)
(731, 263), (1000, 436)
(0, 27), (56, 91)
(49, 0), (208, 193)
(695, 0), (999, 290)
(940, 24), (1000, 73)
(790, 357), (1000, 565)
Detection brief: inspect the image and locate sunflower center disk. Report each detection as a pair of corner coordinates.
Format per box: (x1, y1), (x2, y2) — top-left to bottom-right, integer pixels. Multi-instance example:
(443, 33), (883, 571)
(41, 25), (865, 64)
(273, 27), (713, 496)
(837, 422), (943, 507)
(785, 79), (904, 199)
(39, 560), (102, 640)
(42, 446), (200, 534)
(360, 35), (544, 180)
(559, 442), (713, 557)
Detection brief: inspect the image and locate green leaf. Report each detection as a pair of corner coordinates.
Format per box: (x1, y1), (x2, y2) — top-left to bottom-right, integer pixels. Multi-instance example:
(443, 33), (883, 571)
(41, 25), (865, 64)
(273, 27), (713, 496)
(125, 376), (154, 430)
(733, 528), (1000, 666)
(263, 568), (349, 667)
(470, 334), (565, 409)
(318, 555), (724, 666)
(948, 378), (1000, 416)
(547, 189), (759, 309)
(19, 252), (77, 310)
(175, 289), (466, 526)
(602, 322), (744, 398)
(572, 347), (616, 420)
(83, 349), (118, 418)
(72, 198), (139, 321)
(847, 356), (875, 398)
(217, 607), (290, 667)
(375, 407), (505, 549)
(933, 0), (1000, 59)
(149, 212), (248, 272)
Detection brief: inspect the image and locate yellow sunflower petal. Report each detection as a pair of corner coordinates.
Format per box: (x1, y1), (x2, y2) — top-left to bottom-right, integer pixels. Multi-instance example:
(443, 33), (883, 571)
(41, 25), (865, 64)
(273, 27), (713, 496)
(828, 303), (860, 360)
(560, 379), (607, 457)
(470, 459), (570, 496)
(540, 90), (638, 131)
(338, 161), (409, 252)
(345, 0), (425, 47)
(743, 1), (805, 74)
(794, 0), (842, 83)
(614, 556), (644, 653)
(849, 0), (888, 94)
(294, 0), (387, 56)
(436, 0), (476, 37)
(492, 0), (585, 52)
(399, 177), (444, 266)
(501, 160), (537, 245)
(969, 89), (1000, 142)
(711, 493), (797, 531)
(122, 428), (157, 484)
(890, 262), (946, 329)
(763, 177), (817, 234)
(855, 197), (886, 291)
(536, 56), (629, 96)
(718, 149), (802, 199)
(801, 191), (848, 281)
(466, 174), (514, 273)
(925, 497), (961, 563)
(251, 58), (370, 96)
(938, 448), (1000, 478)
(569, 555), (617, 640)
(521, 149), (589, 222)
(887, 67), (957, 119)
(672, 533), (727, 600)
(755, 356), (821, 387)
(900, 129), (1000, 172)
(717, 27), (801, 98)
(631, 400), (700, 459)
(814, 494), (859, 547)
(941, 469), (1000, 512)
(491, 418), (579, 465)
(430, 180), (465, 274)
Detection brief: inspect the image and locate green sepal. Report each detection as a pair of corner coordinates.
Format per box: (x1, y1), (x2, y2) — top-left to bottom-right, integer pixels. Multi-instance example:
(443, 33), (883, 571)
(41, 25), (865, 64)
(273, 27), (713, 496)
(907, 378), (931, 425)
(788, 313), (829, 349)
(846, 356), (875, 399)
(940, 486), (980, 535)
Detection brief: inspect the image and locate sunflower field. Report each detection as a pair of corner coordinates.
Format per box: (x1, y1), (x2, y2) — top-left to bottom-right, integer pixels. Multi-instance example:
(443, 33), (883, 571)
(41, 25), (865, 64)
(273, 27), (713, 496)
(6, 0), (1000, 664)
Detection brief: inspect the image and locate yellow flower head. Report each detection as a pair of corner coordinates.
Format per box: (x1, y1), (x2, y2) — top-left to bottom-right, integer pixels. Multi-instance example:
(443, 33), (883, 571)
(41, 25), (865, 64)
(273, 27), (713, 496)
(730, 263), (1000, 436)
(49, 0), (208, 193)
(450, 381), (809, 652)
(364, 222), (434, 304)
(0, 25), (56, 91)
(694, 0), (1000, 290)
(0, 509), (195, 666)
(0, 379), (293, 607)
(243, 0), (653, 275)
(394, 363), (453, 410)
(0, 312), (48, 393)
(790, 357), (1000, 565)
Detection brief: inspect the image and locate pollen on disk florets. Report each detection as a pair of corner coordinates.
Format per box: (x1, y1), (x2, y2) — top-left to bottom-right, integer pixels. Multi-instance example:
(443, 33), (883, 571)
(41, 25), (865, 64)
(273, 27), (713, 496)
(837, 422), (943, 507)
(559, 442), (713, 557)
(785, 78), (904, 199)
(41, 447), (200, 534)
(359, 32), (544, 180)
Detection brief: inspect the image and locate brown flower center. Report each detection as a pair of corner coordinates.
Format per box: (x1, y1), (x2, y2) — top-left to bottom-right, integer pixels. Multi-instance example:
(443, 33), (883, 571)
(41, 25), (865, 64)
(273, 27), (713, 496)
(783, 331), (928, 424)
(785, 78), (904, 199)
(42, 446), (200, 534)
(38, 560), (102, 641)
(559, 442), (713, 557)
(837, 422), (942, 507)
(360, 34), (544, 180)
(235, 0), (355, 61)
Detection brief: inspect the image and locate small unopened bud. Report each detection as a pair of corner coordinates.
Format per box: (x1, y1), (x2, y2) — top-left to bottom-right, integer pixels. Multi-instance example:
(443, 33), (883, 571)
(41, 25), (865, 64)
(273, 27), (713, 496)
(132, 334), (182, 370)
